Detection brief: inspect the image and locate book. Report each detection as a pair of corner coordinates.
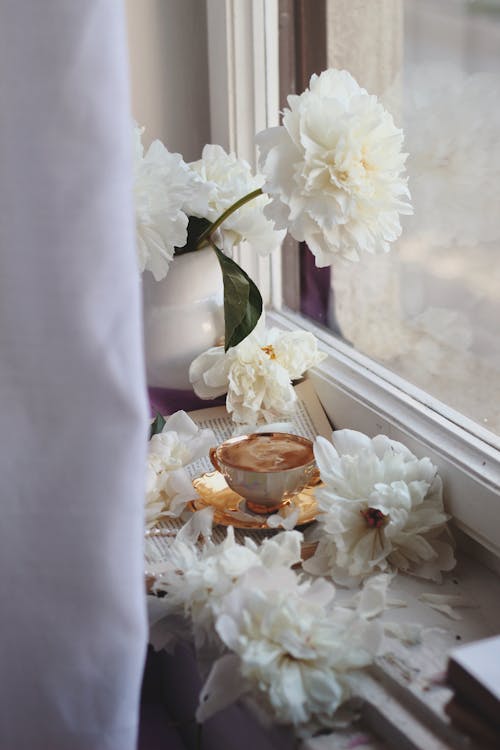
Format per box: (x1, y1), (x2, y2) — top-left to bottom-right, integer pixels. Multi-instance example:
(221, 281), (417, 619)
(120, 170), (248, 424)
(445, 694), (500, 748)
(446, 635), (500, 740)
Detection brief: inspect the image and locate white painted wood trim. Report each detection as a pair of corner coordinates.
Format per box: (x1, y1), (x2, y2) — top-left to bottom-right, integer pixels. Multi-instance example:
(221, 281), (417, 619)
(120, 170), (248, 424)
(205, 0), (280, 305)
(206, 0), (232, 154)
(268, 308), (500, 558)
(206, 0), (279, 174)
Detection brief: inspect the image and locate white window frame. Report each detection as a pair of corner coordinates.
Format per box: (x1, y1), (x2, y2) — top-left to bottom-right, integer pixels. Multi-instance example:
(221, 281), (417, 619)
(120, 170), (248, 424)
(205, 0), (500, 559)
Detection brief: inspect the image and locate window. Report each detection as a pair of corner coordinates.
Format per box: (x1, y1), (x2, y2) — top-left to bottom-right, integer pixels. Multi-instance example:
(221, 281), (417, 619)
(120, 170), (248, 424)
(205, 0), (500, 558)
(281, 0), (500, 448)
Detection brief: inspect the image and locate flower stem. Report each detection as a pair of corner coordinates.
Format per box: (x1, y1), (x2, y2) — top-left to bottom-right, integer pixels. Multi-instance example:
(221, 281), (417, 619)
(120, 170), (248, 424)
(196, 188), (263, 249)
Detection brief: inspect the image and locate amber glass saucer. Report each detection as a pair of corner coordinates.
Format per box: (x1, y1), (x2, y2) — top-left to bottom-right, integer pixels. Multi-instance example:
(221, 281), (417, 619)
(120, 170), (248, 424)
(190, 471), (320, 530)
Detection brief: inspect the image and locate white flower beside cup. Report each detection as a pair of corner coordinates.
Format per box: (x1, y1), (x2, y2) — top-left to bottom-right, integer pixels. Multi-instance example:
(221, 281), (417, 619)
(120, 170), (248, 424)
(145, 411), (215, 527)
(150, 511), (389, 737)
(304, 429), (455, 585)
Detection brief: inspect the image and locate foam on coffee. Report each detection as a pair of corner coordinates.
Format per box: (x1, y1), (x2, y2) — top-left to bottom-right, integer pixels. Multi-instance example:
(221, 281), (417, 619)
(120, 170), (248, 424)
(218, 434), (314, 473)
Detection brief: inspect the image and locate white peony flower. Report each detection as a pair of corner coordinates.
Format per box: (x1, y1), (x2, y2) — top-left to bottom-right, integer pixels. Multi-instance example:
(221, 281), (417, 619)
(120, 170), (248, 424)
(186, 144), (285, 256)
(197, 566), (383, 736)
(256, 69), (412, 266)
(133, 125), (211, 280)
(189, 325), (326, 425)
(145, 411), (215, 526)
(303, 430), (455, 585)
(151, 520), (304, 649)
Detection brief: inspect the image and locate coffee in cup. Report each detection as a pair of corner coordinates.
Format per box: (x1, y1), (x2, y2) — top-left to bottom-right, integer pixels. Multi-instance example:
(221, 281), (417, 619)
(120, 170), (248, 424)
(209, 432), (316, 514)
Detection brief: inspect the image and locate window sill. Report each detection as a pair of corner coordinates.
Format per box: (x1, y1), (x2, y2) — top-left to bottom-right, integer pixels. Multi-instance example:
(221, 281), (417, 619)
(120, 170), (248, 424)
(267, 307), (500, 562)
(303, 549), (500, 750)
(147, 542), (500, 750)
(146, 365), (500, 749)
(263, 306), (500, 747)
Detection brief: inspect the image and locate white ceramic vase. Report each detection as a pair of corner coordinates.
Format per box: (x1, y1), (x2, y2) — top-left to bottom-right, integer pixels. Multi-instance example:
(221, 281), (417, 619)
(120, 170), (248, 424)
(142, 247), (224, 390)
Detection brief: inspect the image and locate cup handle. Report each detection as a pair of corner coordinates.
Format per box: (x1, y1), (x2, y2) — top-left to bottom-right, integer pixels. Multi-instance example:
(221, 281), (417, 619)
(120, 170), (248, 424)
(209, 446), (221, 473)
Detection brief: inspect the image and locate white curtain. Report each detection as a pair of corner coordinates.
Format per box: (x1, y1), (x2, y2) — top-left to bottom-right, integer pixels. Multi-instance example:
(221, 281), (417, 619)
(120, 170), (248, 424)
(0, 2), (148, 749)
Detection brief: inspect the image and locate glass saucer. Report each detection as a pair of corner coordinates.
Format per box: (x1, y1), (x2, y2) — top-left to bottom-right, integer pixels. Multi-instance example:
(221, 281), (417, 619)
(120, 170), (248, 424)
(190, 470), (320, 530)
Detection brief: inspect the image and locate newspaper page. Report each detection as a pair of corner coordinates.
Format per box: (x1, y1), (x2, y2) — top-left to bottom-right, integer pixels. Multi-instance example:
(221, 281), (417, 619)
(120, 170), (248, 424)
(145, 379), (332, 569)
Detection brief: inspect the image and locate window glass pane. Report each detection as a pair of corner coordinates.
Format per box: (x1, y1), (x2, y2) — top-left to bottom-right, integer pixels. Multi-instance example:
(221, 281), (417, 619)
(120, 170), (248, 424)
(290, 0), (500, 441)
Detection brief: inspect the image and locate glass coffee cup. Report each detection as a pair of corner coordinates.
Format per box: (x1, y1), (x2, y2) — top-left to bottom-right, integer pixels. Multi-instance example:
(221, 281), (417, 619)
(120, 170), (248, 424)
(209, 432), (317, 514)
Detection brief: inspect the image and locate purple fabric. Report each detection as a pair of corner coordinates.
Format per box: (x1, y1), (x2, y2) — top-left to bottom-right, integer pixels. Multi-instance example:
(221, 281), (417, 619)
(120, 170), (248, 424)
(139, 647), (185, 750)
(155, 645), (294, 750)
(148, 387), (226, 417)
(138, 703), (185, 750)
(300, 243), (331, 325)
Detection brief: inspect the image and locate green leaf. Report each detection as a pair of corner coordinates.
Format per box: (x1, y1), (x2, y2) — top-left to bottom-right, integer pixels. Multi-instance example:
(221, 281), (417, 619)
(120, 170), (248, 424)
(212, 245), (262, 351)
(174, 216), (212, 256)
(227, 274), (262, 350)
(149, 412), (166, 439)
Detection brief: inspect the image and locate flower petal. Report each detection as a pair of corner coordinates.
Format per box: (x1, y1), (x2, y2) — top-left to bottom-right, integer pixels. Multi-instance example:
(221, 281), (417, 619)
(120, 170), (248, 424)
(196, 653), (246, 722)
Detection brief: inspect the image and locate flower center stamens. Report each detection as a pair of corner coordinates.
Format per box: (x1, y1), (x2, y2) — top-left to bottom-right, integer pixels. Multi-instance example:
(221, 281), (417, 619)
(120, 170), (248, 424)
(261, 345), (277, 360)
(361, 507), (387, 529)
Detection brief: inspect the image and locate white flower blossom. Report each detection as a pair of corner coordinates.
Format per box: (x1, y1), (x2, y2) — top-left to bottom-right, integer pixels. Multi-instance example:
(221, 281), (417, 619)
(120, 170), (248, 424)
(187, 144), (285, 256)
(145, 411), (215, 526)
(256, 69), (412, 266)
(189, 325), (326, 425)
(197, 567), (384, 736)
(149, 511), (392, 736)
(151, 519), (303, 648)
(304, 430), (455, 585)
(133, 125), (211, 280)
